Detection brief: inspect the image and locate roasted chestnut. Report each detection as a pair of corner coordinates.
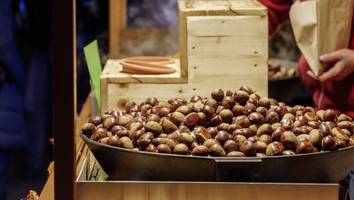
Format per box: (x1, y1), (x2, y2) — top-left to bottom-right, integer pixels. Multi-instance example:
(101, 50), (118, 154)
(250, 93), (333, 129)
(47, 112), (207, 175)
(239, 140), (256, 156)
(266, 141), (284, 156)
(191, 145), (209, 156)
(173, 143), (190, 155)
(296, 140), (315, 154)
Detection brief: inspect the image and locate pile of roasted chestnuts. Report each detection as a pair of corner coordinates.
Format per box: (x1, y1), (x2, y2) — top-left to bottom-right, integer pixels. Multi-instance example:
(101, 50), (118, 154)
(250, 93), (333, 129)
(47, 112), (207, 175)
(81, 86), (354, 157)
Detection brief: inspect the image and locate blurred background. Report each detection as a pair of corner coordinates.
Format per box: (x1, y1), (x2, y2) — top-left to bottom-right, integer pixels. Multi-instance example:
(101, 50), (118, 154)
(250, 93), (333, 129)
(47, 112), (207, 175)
(0, 0), (309, 199)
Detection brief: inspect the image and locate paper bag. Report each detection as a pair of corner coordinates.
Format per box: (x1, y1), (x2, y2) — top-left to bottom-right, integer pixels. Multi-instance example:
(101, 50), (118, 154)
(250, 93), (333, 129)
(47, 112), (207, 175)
(289, 0), (354, 76)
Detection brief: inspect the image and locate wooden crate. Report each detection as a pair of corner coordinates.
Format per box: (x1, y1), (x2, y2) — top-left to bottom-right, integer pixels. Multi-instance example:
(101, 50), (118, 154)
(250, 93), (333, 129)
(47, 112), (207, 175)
(101, 0), (268, 112)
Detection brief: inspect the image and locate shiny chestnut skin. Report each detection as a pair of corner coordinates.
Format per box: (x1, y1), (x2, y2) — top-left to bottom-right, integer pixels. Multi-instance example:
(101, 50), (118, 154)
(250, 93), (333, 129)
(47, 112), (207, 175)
(120, 136), (134, 149)
(151, 106), (170, 118)
(255, 141), (267, 153)
(217, 123), (230, 132)
(271, 127), (285, 142)
(221, 96), (235, 109)
(205, 99), (218, 110)
(309, 129), (323, 147)
(223, 139), (239, 153)
(266, 111), (280, 124)
(144, 121), (162, 136)
(296, 140), (315, 154)
(103, 116), (116, 130)
(304, 112), (318, 122)
(256, 107), (268, 118)
(234, 90), (250, 105)
(209, 115), (222, 127)
(178, 132), (194, 146)
(239, 85), (255, 95)
(233, 128), (253, 138)
(280, 118), (294, 130)
(280, 131), (298, 150)
(170, 112), (185, 126)
(201, 105), (215, 119)
(282, 150), (296, 156)
(323, 109), (337, 122)
(81, 122), (96, 136)
(137, 132), (154, 149)
(256, 124), (272, 136)
(146, 144), (158, 152)
(190, 95), (202, 103)
(89, 116), (102, 126)
(175, 105), (192, 115)
(249, 112), (265, 124)
(209, 143), (226, 156)
(215, 130), (231, 145)
(227, 151), (245, 157)
(184, 112), (200, 129)
(147, 114), (161, 123)
(145, 97), (159, 106)
(191, 145), (209, 156)
(337, 121), (354, 133)
(234, 115), (251, 128)
(322, 135), (337, 150)
(161, 118), (178, 134)
(91, 127), (108, 141)
(266, 141), (284, 156)
(203, 139), (219, 149)
(194, 126), (211, 143)
(338, 114), (352, 122)
(157, 144), (172, 153)
(243, 102), (256, 115)
(239, 140), (257, 156)
(173, 143), (190, 155)
(211, 89), (224, 102)
(259, 134), (272, 144)
(258, 98), (271, 109)
(232, 104), (245, 116)
(219, 109), (233, 123)
(107, 135), (122, 147)
(307, 121), (320, 129)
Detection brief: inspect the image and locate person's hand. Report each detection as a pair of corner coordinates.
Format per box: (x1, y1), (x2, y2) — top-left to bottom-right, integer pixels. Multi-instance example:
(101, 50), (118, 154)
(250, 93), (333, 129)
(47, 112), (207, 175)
(306, 49), (354, 82)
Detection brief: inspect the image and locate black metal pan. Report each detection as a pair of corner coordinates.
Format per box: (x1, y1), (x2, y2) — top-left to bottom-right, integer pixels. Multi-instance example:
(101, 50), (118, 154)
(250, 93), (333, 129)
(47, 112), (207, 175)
(81, 133), (354, 183)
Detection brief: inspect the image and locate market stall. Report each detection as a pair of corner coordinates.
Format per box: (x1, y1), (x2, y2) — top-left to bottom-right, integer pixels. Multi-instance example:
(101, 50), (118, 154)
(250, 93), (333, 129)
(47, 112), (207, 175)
(44, 0), (354, 199)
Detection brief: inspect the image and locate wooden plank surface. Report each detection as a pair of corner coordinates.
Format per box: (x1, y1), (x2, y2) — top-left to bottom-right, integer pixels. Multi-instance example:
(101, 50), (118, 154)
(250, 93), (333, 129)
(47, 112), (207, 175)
(109, 0), (127, 58)
(77, 181), (339, 200)
(179, 0), (267, 16)
(187, 16), (267, 37)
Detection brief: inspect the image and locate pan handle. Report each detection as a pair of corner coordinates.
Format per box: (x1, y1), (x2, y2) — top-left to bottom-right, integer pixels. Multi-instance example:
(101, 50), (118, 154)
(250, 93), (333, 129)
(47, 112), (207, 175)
(214, 159), (263, 182)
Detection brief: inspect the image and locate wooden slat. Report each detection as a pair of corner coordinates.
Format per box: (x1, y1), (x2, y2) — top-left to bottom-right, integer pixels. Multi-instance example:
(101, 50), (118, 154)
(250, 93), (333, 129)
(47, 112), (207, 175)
(77, 181), (339, 200)
(179, 0), (267, 16)
(187, 16), (267, 37)
(109, 0), (127, 58)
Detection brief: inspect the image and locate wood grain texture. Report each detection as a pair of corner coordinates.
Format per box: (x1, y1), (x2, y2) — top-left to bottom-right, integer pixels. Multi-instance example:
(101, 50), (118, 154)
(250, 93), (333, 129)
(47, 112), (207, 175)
(109, 0), (126, 58)
(179, 0), (267, 16)
(77, 181), (339, 200)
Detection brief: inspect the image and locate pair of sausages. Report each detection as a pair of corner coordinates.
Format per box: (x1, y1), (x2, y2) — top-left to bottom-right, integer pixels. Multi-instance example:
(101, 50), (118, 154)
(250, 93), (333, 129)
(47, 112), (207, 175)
(120, 56), (176, 74)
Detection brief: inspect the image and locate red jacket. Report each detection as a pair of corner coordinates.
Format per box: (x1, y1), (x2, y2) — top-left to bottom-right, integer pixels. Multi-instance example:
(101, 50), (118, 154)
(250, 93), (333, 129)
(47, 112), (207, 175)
(259, 0), (354, 118)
